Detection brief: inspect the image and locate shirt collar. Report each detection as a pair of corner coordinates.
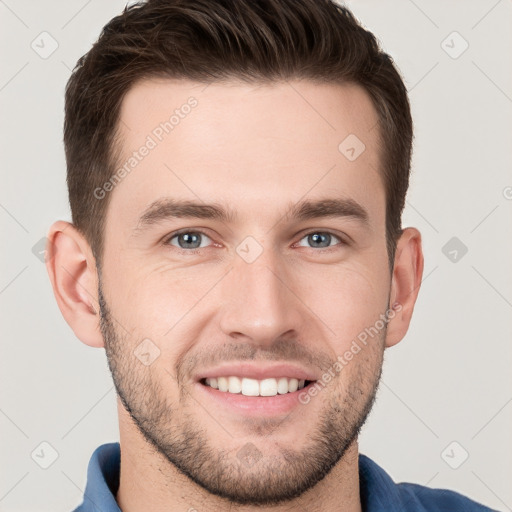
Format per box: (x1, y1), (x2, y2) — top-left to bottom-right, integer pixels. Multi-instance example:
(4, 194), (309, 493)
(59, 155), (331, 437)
(359, 453), (403, 511)
(76, 442), (121, 512)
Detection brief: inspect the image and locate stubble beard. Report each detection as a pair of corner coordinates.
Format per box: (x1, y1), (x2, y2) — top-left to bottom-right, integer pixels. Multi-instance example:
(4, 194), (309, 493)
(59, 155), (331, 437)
(98, 280), (385, 505)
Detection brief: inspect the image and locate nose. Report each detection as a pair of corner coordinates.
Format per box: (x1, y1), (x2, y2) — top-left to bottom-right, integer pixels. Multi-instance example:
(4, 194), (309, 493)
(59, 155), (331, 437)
(218, 245), (305, 348)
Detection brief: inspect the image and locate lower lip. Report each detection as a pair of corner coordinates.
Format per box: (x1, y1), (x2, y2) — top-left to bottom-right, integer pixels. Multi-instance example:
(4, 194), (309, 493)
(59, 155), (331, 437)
(195, 382), (314, 417)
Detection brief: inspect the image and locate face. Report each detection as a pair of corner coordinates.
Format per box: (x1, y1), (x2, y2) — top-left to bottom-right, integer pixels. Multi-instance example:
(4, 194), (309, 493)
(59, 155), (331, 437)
(98, 78), (392, 504)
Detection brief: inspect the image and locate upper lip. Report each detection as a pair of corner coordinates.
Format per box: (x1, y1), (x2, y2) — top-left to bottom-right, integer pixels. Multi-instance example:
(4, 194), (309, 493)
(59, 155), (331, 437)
(195, 362), (319, 382)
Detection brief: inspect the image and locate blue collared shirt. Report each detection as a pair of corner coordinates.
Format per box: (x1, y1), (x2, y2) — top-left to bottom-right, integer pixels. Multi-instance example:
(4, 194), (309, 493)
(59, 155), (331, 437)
(73, 443), (499, 511)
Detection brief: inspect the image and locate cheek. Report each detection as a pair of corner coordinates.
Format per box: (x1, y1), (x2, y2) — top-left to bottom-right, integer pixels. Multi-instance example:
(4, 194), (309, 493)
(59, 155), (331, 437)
(296, 259), (390, 348)
(109, 267), (224, 356)
(108, 259), (188, 318)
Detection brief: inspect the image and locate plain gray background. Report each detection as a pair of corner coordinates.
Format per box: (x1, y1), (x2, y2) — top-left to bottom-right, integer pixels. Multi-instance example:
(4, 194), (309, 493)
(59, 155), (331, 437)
(1, 1), (511, 511)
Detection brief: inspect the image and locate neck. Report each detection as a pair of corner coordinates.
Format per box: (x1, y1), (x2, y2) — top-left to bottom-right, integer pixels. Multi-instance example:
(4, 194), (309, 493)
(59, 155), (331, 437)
(116, 405), (362, 512)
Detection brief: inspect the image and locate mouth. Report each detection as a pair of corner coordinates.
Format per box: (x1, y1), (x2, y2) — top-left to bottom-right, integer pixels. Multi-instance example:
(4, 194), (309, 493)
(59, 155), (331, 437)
(194, 363), (320, 416)
(196, 376), (319, 418)
(200, 376), (315, 396)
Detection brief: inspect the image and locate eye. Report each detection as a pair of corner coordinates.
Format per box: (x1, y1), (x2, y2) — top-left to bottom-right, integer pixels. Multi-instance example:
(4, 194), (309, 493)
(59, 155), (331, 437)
(165, 230), (213, 250)
(296, 231), (344, 249)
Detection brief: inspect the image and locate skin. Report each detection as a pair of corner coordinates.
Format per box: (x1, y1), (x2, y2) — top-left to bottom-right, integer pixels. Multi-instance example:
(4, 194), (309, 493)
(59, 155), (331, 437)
(46, 78), (423, 512)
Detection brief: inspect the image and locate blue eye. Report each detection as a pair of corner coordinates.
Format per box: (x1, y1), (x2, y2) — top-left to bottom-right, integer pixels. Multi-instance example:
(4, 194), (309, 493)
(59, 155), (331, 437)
(297, 232), (343, 249)
(166, 231), (212, 250)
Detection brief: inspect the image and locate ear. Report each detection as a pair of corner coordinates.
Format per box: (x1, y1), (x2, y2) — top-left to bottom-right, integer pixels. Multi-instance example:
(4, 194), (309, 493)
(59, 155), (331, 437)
(385, 227), (424, 348)
(45, 221), (104, 348)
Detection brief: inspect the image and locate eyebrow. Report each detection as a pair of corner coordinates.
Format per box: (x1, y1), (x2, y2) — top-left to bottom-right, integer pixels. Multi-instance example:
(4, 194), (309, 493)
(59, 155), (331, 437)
(133, 197), (369, 233)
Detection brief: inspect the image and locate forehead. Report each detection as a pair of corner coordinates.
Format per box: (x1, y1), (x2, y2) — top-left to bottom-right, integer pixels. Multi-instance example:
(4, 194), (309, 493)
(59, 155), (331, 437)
(106, 78), (383, 236)
(118, 78), (379, 152)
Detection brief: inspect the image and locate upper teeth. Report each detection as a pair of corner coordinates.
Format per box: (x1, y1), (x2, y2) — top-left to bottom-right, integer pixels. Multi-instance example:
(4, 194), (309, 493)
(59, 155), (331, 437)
(204, 376), (307, 396)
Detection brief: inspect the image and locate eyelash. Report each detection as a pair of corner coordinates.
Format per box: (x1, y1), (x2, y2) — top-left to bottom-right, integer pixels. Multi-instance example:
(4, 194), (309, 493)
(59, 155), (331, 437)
(162, 229), (348, 253)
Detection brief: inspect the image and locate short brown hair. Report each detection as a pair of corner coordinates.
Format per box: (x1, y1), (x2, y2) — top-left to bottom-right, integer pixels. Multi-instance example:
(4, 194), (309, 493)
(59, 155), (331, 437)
(64, 0), (412, 271)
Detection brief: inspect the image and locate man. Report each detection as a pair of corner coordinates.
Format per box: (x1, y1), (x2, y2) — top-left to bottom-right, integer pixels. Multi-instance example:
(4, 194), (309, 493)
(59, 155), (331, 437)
(45, 0), (498, 510)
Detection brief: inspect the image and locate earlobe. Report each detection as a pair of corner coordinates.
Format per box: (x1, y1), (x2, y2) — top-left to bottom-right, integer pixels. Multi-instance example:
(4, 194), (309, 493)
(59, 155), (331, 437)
(45, 221), (104, 348)
(385, 227), (424, 348)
